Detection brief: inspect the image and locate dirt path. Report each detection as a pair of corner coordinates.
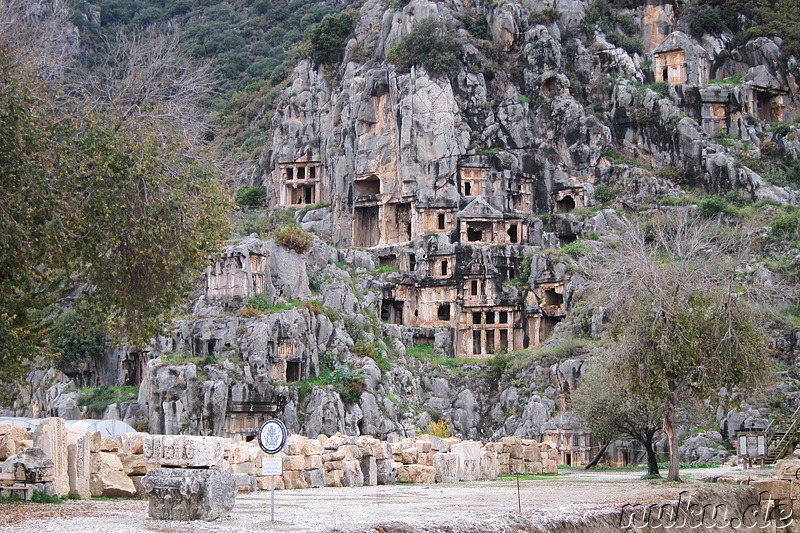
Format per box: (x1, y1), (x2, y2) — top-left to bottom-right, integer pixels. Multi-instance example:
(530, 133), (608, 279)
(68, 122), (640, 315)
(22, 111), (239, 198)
(0, 466), (773, 533)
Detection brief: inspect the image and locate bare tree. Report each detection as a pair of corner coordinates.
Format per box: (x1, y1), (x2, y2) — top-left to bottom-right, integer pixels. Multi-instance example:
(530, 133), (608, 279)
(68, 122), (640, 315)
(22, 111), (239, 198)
(68, 28), (217, 147)
(588, 208), (775, 482)
(0, 0), (80, 82)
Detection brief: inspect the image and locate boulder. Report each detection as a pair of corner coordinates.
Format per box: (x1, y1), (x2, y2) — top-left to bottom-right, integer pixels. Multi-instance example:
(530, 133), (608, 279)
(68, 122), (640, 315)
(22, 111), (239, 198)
(1, 447), (54, 483)
(90, 452), (136, 498)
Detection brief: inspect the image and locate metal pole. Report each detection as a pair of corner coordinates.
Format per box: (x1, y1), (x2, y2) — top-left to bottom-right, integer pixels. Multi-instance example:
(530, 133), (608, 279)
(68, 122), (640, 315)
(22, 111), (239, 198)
(516, 473), (521, 513)
(271, 474), (275, 521)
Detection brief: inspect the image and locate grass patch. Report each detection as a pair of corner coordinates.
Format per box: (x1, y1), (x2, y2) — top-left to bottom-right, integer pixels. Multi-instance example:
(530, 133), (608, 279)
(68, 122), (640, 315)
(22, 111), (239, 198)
(498, 474), (560, 480)
(78, 386), (139, 413)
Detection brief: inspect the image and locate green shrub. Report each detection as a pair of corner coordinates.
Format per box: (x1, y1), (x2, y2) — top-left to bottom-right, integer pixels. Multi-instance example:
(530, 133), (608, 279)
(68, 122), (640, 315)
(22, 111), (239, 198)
(607, 32), (643, 54)
(273, 226), (314, 253)
(353, 339), (378, 359)
(458, 12), (489, 40)
(78, 386), (139, 414)
(563, 240), (591, 257)
(234, 186), (266, 207)
(594, 184), (618, 204)
(771, 211), (800, 240)
(307, 11), (356, 65)
(698, 195), (733, 217)
(386, 18), (462, 77)
(657, 166), (688, 184)
(46, 307), (106, 372)
(689, 6), (726, 38)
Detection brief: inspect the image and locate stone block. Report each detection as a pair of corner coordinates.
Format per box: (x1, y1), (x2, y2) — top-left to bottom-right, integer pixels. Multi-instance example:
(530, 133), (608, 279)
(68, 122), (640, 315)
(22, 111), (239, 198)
(401, 447), (419, 464)
(122, 433), (148, 455)
(417, 452), (434, 467)
(302, 439), (324, 456)
(324, 460), (343, 471)
(324, 434), (350, 450)
(452, 441), (482, 466)
(230, 442), (256, 464)
(143, 435), (224, 468)
(360, 456), (378, 486)
(322, 449), (345, 462)
(256, 475), (284, 491)
(323, 469), (343, 487)
(232, 462), (255, 476)
(522, 444), (541, 462)
(777, 460), (800, 480)
(499, 463), (510, 476)
(122, 453), (149, 476)
(460, 459), (479, 481)
(130, 475), (147, 499)
(0, 436), (16, 461)
(0, 424), (29, 442)
(142, 468), (236, 521)
(317, 434), (328, 447)
(498, 452), (510, 466)
(67, 431), (90, 499)
(32, 418), (69, 496)
(483, 442), (505, 454)
(377, 458), (394, 474)
(434, 453), (459, 483)
(282, 470), (308, 490)
(377, 471), (396, 485)
(341, 460), (364, 487)
(100, 436), (121, 452)
(304, 468), (325, 488)
(1, 447), (55, 483)
(232, 472), (254, 493)
(428, 436), (451, 453)
(283, 455), (305, 471)
(543, 458), (558, 475)
(304, 454), (323, 470)
(283, 435), (303, 455)
(791, 480), (800, 500)
(416, 440), (432, 453)
(89, 432), (101, 453)
(340, 444), (363, 461)
(376, 443), (393, 460)
(510, 458), (525, 475)
(480, 451), (499, 480)
(91, 451), (136, 498)
(396, 464), (436, 484)
(527, 461), (543, 475)
(751, 479), (791, 500)
(390, 442), (403, 456)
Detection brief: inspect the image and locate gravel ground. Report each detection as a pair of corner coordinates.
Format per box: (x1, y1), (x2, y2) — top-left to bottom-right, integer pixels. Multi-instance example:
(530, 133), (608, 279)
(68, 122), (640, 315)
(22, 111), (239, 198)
(0, 466), (773, 533)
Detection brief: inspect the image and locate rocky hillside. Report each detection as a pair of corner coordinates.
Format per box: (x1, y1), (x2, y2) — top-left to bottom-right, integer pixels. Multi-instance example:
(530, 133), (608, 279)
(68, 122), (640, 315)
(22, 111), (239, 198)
(5, 0), (800, 464)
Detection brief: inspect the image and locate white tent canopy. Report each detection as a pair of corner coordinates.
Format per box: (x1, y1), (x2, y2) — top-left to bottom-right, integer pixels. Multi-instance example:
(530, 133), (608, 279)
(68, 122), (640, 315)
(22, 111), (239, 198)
(0, 417), (136, 437)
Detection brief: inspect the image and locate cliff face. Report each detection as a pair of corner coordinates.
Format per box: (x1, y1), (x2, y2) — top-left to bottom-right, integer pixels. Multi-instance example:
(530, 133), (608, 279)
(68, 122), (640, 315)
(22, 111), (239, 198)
(7, 0), (800, 458)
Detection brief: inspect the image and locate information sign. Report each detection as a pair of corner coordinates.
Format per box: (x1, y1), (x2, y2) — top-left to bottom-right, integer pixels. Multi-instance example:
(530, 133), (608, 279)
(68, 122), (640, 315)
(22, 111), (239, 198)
(261, 457), (283, 476)
(257, 419), (288, 455)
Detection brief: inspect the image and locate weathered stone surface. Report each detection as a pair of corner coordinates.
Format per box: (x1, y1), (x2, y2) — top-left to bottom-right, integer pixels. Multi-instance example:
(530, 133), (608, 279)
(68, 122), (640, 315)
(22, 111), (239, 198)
(360, 456), (378, 486)
(66, 430), (91, 499)
(1, 447), (55, 483)
(32, 418), (69, 496)
(750, 479), (790, 500)
(433, 453), (459, 483)
(304, 468), (325, 488)
(0, 436), (16, 461)
(480, 451), (499, 480)
(342, 459), (364, 487)
(141, 468), (236, 521)
(142, 435), (224, 468)
(396, 464), (435, 484)
(90, 451), (136, 498)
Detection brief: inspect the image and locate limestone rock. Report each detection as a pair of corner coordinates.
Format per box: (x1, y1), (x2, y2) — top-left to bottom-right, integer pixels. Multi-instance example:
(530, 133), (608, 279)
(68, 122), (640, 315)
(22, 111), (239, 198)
(396, 464), (435, 484)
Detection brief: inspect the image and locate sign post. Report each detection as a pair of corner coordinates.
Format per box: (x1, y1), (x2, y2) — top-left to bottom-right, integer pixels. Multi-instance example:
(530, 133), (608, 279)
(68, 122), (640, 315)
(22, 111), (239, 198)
(257, 419), (288, 522)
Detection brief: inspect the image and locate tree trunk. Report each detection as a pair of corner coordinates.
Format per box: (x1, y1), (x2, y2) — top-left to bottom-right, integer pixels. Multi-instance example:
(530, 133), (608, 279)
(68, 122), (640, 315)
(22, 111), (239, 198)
(662, 394), (682, 482)
(585, 442), (609, 469)
(642, 437), (660, 477)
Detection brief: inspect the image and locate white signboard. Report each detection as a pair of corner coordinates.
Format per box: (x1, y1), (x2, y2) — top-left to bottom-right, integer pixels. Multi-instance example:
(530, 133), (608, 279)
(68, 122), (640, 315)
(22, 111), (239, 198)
(739, 435), (747, 456)
(261, 457), (283, 476)
(757, 435), (766, 456)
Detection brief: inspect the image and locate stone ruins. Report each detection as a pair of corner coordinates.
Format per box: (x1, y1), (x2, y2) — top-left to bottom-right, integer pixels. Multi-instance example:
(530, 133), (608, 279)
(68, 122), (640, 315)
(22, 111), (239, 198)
(0, 418), (558, 507)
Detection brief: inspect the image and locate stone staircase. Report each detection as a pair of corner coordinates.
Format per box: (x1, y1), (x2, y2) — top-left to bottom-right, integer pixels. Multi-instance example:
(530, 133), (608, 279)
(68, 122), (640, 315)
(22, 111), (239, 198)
(766, 404), (800, 464)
